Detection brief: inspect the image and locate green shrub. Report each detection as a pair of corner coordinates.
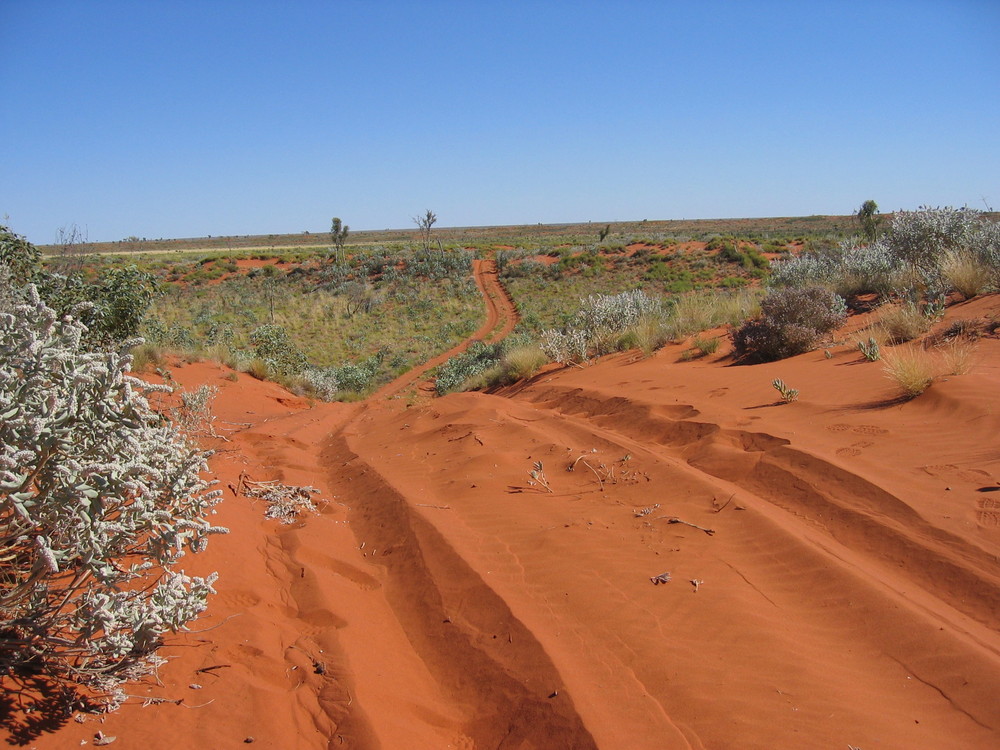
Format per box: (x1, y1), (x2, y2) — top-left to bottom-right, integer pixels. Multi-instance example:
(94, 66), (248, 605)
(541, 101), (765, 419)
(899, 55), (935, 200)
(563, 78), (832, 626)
(0, 225), (41, 284)
(248, 324), (308, 376)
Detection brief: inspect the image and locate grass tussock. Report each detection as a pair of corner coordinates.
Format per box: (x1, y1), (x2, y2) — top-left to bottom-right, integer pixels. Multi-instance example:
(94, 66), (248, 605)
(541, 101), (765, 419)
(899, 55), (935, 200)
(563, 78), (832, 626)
(882, 346), (936, 397)
(877, 303), (931, 344)
(620, 316), (670, 356)
(468, 345), (549, 390)
(129, 342), (164, 373)
(937, 339), (978, 376)
(665, 288), (762, 341)
(942, 251), (993, 300)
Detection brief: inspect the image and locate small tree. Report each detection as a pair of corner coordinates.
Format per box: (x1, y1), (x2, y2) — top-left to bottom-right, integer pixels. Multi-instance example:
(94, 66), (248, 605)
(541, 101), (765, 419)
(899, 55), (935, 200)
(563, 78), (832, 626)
(413, 209), (437, 250)
(330, 217), (349, 263)
(0, 275), (225, 709)
(51, 223), (90, 276)
(856, 200), (882, 243)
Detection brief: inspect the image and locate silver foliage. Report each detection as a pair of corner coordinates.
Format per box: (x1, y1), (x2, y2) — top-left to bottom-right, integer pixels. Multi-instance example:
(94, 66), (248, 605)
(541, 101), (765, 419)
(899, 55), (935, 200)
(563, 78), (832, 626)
(540, 289), (663, 364)
(0, 276), (225, 706)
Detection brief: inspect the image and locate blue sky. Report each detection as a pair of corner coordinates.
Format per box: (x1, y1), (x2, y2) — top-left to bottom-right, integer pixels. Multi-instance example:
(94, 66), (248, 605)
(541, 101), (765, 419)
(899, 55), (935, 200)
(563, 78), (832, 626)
(1, 0), (998, 244)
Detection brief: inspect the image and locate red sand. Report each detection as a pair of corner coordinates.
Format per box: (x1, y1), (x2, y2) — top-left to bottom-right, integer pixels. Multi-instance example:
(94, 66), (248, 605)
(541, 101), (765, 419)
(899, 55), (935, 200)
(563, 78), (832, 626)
(5, 290), (1000, 749)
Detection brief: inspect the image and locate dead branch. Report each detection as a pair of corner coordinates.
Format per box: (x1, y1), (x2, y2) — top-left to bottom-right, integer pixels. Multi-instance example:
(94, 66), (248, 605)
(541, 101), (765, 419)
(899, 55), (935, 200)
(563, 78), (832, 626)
(659, 516), (716, 535)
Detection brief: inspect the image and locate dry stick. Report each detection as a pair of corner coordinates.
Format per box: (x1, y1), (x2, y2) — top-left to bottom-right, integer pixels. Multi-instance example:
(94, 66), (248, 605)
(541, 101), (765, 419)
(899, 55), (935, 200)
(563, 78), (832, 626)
(568, 456), (604, 491)
(659, 516), (716, 536)
(415, 504), (451, 510)
(712, 493), (736, 513)
(194, 664), (232, 674)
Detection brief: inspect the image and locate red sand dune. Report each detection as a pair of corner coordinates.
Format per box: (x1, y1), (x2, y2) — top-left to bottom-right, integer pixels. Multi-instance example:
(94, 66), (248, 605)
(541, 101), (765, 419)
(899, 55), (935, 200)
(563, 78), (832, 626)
(5, 291), (1000, 749)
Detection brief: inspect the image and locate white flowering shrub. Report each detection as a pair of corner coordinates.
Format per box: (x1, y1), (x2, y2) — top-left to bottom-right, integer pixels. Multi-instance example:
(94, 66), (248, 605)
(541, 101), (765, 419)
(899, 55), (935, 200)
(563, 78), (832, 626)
(771, 208), (999, 302)
(0, 278), (225, 708)
(540, 290), (663, 363)
(539, 327), (590, 365)
(298, 366), (340, 401)
(770, 238), (901, 298)
(887, 206), (982, 272)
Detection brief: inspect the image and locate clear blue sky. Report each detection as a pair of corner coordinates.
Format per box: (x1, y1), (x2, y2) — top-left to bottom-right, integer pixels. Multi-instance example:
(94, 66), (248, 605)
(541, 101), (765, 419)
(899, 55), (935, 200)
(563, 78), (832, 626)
(2, 0), (998, 244)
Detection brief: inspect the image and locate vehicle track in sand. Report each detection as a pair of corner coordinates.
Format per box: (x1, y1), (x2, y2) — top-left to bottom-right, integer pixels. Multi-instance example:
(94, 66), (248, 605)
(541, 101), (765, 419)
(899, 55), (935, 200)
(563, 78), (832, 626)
(371, 256), (519, 402)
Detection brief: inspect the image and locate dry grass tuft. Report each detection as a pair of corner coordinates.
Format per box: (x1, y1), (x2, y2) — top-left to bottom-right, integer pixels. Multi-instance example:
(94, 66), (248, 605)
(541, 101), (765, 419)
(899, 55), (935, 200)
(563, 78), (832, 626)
(882, 346), (935, 397)
(942, 251), (993, 300)
(878, 303), (931, 344)
(937, 339), (978, 375)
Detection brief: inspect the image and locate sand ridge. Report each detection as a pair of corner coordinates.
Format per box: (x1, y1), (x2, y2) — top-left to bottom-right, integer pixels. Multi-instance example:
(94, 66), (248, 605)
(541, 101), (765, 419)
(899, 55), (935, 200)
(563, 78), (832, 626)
(4, 287), (1000, 748)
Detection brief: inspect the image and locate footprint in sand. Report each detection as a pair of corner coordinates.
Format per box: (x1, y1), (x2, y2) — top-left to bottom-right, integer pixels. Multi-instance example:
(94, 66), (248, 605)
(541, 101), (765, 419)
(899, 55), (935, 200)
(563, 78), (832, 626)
(709, 387), (729, 398)
(836, 440), (874, 457)
(826, 423), (852, 432)
(853, 424), (889, 435)
(925, 464), (995, 484)
(977, 497), (1000, 528)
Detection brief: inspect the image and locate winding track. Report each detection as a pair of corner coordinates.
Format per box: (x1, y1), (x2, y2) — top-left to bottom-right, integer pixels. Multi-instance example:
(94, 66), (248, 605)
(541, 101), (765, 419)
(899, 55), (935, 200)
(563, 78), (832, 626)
(370, 257), (519, 401)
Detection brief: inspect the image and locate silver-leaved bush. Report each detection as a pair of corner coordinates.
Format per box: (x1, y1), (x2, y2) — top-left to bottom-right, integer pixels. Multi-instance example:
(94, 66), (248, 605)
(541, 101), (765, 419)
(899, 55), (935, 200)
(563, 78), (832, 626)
(0, 270), (226, 709)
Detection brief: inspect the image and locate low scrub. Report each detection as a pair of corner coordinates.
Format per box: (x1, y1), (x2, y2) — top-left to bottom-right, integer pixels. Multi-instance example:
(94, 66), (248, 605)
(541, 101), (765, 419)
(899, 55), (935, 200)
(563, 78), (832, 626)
(540, 289), (664, 364)
(731, 286), (846, 362)
(435, 337), (544, 395)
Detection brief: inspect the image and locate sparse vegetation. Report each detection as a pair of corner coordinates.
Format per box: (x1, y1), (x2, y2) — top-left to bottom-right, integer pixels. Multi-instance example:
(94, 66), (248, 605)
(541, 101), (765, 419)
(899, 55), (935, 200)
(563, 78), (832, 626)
(858, 337), (881, 361)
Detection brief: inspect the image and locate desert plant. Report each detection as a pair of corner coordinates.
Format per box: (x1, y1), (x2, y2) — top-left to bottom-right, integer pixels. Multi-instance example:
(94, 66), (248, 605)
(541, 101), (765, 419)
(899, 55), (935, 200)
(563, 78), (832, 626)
(0, 280), (224, 709)
(731, 286), (846, 362)
(937, 339), (977, 376)
(942, 250), (992, 299)
(883, 346), (935, 397)
(887, 205), (981, 274)
(858, 337), (880, 361)
(463, 343), (548, 391)
(692, 335), (720, 356)
(330, 217), (350, 263)
(539, 289), (664, 363)
(878, 303), (931, 344)
(771, 378), (799, 402)
(0, 224), (41, 284)
(413, 209), (437, 250)
(248, 324), (308, 376)
(856, 199), (882, 243)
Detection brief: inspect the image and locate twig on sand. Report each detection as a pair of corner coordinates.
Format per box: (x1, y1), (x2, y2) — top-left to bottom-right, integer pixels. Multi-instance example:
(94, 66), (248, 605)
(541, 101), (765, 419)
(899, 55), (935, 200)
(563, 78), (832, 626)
(568, 455), (605, 491)
(659, 516), (716, 535)
(415, 503), (451, 510)
(650, 571), (672, 585)
(690, 579), (703, 593)
(634, 503), (660, 518)
(712, 493), (736, 513)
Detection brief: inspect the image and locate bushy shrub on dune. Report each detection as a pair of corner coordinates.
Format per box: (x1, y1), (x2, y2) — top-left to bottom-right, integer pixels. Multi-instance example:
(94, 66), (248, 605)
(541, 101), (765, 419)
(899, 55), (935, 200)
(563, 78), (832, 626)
(731, 286), (846, 362)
